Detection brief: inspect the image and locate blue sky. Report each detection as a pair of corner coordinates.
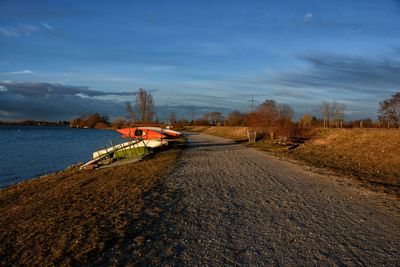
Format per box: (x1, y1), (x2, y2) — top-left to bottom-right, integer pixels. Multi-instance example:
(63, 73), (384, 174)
(1, 0), (400, 121)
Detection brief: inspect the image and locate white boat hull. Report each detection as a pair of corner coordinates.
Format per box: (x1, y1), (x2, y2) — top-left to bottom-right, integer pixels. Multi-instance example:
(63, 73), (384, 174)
(92, 139), (168, 159)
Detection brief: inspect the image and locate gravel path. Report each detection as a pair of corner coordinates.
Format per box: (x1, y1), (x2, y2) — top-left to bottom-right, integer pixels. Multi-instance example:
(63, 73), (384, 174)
(167, 133), (400, 266)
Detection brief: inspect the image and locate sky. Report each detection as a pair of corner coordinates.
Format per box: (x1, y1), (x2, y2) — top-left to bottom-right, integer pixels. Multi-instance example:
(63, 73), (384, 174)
(0, 0), (400, 121)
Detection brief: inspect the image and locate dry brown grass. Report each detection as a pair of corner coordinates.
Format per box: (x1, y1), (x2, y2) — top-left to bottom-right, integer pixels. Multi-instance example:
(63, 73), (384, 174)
(0, 149), (181, 266)
(183, 126), (248, 141)
(292, 128), (400, 194)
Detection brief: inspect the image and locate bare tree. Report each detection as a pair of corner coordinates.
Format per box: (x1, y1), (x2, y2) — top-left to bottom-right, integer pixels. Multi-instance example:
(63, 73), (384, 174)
(257, 99), (279, 127)
(300, 114), (315, 127)
(226, 110), (244, 126)
(126, 102), (136, 126)
(210, 111), (223, 125)
(321, 101), (345, 128)
(378, 92), (400, 128)
(86, 113), (108, 128)
(135, 88), (155, 123)
(321, 101), (332, 128)
(168, 112), (177, 125)
(331, 101), (346, 128)
(112, 117), (126, 129)
(278, 103), (294, 124)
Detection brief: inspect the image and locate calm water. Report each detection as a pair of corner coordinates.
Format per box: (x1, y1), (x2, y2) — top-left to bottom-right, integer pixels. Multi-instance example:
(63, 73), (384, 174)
(0, 126), (125, 187)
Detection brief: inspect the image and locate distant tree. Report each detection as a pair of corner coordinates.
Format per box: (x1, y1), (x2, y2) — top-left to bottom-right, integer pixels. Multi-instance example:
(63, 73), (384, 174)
(278, 103), (294, 125)
(209, 111), (223, 125)
(257, 99), (279, 127)
(175, 117), (189, 127)
(69, 118), (85, 128)
(351, 118), (374, 128)
(321, 101), (332, 128)
(378, 92), (400, 128)
(226, 110), (244, 126)
(299, 114), (315, 127)
(168, 112), (177, 125)
(331, 101), (346, 128)
(69, 113), (108, 128)
(94, 121), (109, 129)
(112, 117), (126, 129)
(86, 113), (105, 128)
(126, 102), (136, 126)
(321, 101), (345, 128)
(243, 111), (260, 127)
(135, 88), (155, 123)
(202, 113), (210, 122)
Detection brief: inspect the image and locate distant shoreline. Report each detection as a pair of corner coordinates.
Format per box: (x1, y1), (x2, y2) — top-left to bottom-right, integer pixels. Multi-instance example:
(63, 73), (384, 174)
(0, 121), (69, 126)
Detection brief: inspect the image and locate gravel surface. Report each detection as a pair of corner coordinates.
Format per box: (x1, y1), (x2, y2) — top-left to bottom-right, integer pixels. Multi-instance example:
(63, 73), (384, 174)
(166, 133), (400, 266)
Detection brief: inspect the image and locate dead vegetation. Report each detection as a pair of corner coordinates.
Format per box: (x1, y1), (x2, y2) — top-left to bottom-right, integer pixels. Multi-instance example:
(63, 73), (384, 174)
(183, 126), (248, 141)
(0, 149), (182, 266)
(291, 128), (400, 195)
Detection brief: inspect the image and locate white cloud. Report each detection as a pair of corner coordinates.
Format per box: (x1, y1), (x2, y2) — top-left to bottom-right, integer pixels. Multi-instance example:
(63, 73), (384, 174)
(304, 13), (313, 22)
(0, 27), (19, 37)
(0, 70), (35, 75)
(40, 22), (54, 30)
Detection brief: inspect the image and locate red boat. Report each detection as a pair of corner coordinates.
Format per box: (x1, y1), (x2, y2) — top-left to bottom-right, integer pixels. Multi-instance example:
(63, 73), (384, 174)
(116, 127), (167, 139)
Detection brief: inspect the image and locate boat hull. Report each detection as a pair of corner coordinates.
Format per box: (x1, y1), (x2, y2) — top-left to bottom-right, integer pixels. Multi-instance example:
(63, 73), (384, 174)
(116, 128), (167, 139)
(92, 139), (168, 159)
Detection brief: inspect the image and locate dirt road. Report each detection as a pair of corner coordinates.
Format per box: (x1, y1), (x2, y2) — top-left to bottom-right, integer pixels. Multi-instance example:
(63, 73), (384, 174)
(165, 133), (400, 266)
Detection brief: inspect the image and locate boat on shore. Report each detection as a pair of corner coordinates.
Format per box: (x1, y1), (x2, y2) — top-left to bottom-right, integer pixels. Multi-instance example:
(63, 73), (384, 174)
(116, 128), (166, 139)
(92, 139), (168, 159)
(80, 127), (183, 170)
(116, 127), (182, 139)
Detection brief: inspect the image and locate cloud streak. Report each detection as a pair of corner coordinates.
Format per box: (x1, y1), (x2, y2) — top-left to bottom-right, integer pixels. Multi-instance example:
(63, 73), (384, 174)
(0, 23), (54, 37)
(267, 54), (400, 96)
(0, 82), (137, 98)
(0, 70), (34, 75)
(304, 13), (313, 22)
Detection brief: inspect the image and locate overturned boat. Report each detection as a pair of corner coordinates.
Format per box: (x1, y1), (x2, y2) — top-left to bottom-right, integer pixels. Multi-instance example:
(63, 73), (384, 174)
(92, 139), (168, 159)
(116, 127), (182, 139)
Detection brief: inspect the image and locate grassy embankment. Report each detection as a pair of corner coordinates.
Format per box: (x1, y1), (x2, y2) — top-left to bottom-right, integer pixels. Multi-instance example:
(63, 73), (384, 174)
(185, 126), (400, 195)
(182, 126), (249, 141)
(0, 149), (182, 266)
(292, 128), (400, 195)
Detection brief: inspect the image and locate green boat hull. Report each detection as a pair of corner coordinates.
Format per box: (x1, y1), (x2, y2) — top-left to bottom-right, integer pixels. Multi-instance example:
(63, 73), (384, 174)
(113, 146), (149, 159)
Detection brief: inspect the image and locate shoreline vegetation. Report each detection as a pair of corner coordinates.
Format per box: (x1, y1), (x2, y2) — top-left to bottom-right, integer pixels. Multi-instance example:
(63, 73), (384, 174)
(0, 120), (69, 126)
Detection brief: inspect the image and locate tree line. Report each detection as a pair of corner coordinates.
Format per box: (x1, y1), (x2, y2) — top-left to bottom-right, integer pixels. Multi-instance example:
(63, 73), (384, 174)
(68, 88), (400, 130)
(180, 92), (400, 129)
(0, 120), (69, 126)
(69, 88), (156, 129)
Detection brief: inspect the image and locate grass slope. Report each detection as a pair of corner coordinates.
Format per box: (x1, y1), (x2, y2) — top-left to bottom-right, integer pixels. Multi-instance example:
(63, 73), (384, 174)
(183, 126), (248, 141)
(292, 128), (400, 194)
(0, 150), (181, 266)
